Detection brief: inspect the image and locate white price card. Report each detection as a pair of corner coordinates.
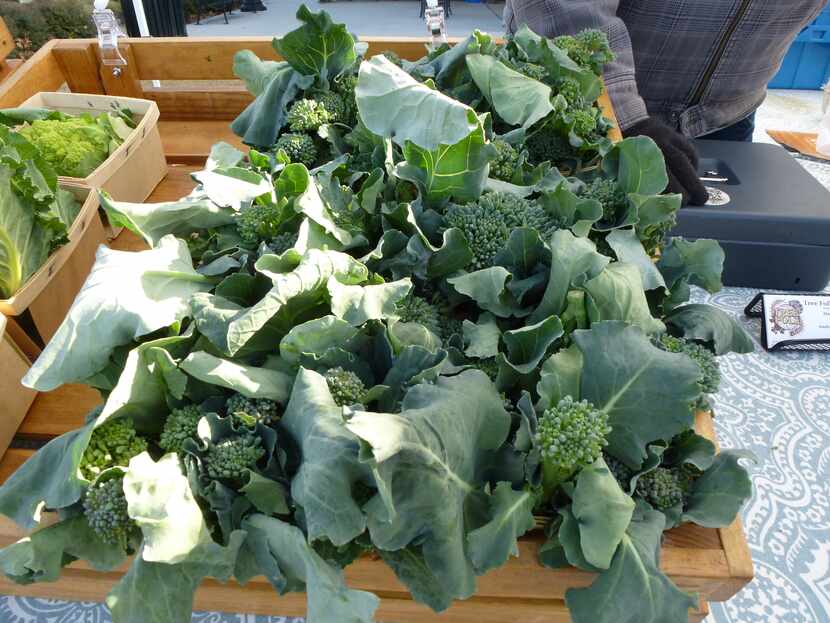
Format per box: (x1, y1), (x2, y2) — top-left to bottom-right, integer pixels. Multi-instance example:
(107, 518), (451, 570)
(746, 293), (830, 351)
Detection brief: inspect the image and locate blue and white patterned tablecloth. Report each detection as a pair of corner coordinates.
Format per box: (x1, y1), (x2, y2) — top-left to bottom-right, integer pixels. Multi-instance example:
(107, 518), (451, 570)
(2, 156), (829, 623)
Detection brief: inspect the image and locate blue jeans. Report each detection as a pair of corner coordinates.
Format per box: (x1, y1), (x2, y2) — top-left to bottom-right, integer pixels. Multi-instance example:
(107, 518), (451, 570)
(698, 113), (756, 142)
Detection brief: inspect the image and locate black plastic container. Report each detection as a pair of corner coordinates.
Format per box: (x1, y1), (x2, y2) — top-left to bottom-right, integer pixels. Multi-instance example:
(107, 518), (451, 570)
(671, 140), (830, 291)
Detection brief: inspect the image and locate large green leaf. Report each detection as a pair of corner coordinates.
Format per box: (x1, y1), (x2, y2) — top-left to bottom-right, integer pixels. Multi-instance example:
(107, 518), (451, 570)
(23, 236), (212, 391)
(274, 5), (358, 81)
(657, 237), (724, 296)
(665, 304), (755, 355)
(280, 368), (370, 546)
(462, 312), (501, 359)
(602, 137), (668, 195)
(570, 457), (635, 570)
(377, 547), (454, 612)
(565, 503), (697, 623)
(106, 531), (246, 623)
(572, 322), (701, 468)
(179, 352), (293, 402)
(123, 452), (213, 564)
(536, 344), (583, 411)
(583, 263), (665, 334)
(356, 55), (479, 151)
(466, 54), (553, 129)
(682, 450), (754, 528)
(501, 315), (564, 375)
(448, 267), (525, 318)
(327, 277), (411, 326)
(395, 125), (496, 206)
(536, 183), (603, 238)
(0, 515), (125, 584)
(279, 315), (360, 364)
(243, 514), (379, 623)
(605, 229), (666, 291)
(466, 482), (536, 574)
(346, 371), (511, 600)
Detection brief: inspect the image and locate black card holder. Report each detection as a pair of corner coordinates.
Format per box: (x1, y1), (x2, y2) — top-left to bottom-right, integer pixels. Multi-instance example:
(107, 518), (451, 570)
(745, 293), (830, 352)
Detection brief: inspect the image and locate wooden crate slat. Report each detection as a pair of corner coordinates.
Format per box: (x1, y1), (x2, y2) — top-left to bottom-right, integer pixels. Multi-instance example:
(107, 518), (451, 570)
(0, 17), (13, 63)
(0, 41), (66, 107)
(0, 449), (32, 482)
(53, 43), (106, 95)
(16, 385), (101, 439)
(158, 119), (246, 161)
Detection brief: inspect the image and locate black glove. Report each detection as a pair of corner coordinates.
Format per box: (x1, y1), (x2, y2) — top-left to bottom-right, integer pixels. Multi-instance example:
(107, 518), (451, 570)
(623, 117), (709, 206)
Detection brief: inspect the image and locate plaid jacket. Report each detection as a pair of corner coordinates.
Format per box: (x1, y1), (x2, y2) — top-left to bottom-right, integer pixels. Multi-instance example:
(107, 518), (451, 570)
(504, 0), (828, 136)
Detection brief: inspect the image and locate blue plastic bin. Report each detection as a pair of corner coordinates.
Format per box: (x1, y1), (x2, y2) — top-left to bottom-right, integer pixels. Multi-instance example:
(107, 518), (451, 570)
(770, 10), (830, 89)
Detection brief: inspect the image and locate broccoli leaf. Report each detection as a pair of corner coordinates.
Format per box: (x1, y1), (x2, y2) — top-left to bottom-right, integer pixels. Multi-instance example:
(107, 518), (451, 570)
(179, 352), (292, 402)
(537, 183), (603, 238)
(583, 263), (665, 334)
(565, 503), (697, 623)
(463, 312), (501, 359)
(682, 450), (755, 528)
(279, 315), (360, 364)
(377, 547), (455, 612)
(665, 304), (755, 355)
(537, 344), (583, 411)
(602, 137), (669, 195)
(243, 514), (380, 623)
(346, 371), (511, 601)
(466, 54), (554, 129)
(605, 229), (666, 291)
(572, 322), (701, 469)
(23, 236), (212, 391)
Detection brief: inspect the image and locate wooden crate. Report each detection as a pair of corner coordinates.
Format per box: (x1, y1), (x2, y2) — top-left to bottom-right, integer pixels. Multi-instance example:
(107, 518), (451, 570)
(0, 186), (107, 342)
(0, 316), (37, 460)
(0, 36), (750, 622)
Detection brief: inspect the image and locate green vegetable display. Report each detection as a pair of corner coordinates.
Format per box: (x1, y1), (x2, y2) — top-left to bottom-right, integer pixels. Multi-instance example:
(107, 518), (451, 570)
(0, 125), (82, 298)
(0, 107), (136, 178)
(0, 7), (756, 623)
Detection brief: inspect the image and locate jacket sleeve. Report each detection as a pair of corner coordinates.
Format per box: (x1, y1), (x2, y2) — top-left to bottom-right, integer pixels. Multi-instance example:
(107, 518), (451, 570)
(503, 0), (649, 130)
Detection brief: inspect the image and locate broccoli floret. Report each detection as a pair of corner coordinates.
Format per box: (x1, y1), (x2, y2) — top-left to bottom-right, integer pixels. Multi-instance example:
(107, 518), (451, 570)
(159, 405), (202, 453)
(275, 132), (318, 167)
(474, 357), (500, 382)
(658, 335), (721, 409)
(334, 74), (358, 124)
(638, 214), (677, 257)
(557, 78), (583, 108)
(236, 202), (283, 248)
(80, 419), (147, 480)
(226, 394), (280, 427)
(570, 109), (599, 138)
(203, 433), (265, 481)
(555, 30), (614, 75)
(18, 117), (110, 178)
(514, 61), (548, 82)
(325, 367), (366, 406)
(396, 293), (442, 336)
(490, 140), (519, 182)
(635, 467), (687, 510)
(554, 35), (591, 67)
(443, 192), (536, 270)
(526, 126), (576, 166)
(604, 452), (634, 490)
(287, 99), (331, 133)
(83, 476), (136, 548)
(536, 396), (611, 500)
(314, 91), (348, 124)
(580, 177), (628, 223)
(265, 231), (298, 255)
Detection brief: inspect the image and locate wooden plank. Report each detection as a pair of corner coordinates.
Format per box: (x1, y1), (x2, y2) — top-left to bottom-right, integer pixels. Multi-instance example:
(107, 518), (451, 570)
(3, 316), (41, 363)
(159, 120), (245, 162)
(148, 87), (252, 121)
(598, 89), (622, 142)
(0, 17), (13, 63)
(16, 385), (101, 439)
(0, 448), (32, 483)
(0, 320), (37, 458)
(54, 43), (106, 95)
(767, 130), (829, 161)
(0, 58), (22, 85)
(0, 40), (66, 107)
(98, 44), (142, 99)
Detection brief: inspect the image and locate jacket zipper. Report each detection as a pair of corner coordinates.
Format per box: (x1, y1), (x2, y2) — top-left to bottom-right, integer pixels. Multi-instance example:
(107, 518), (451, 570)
(689, 0), (754, 105)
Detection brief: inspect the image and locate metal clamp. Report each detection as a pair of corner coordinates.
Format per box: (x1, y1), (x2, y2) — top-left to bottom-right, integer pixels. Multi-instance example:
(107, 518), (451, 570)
(92, 4), (127, 75)
(424, 0), (447, 48)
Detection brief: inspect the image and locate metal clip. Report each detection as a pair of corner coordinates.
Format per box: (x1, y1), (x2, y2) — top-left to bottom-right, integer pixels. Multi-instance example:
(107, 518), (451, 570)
(424, 0), (447, 48)
(92, 5), (127, 73)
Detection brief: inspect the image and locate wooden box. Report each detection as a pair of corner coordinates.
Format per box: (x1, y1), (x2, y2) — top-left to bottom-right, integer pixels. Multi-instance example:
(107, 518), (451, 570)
(0, 186), (107, 342)
(0, 36), (751, 622)
(0, 316), (36, 460)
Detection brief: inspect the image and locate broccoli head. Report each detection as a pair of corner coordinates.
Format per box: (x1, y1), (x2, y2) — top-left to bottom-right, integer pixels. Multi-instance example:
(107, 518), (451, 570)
(635, 467), (687, 510)
(526, 126), (576, 166)
(226, 394), (280, 427)
(536, 396), (611, 500)
(159, 405), (202, 453)
(265, 231), (299, 256)
(396, 293), (442, 336)
(314, 91), (348, 124)
(604, 452), (634, 490)
(490, 140), (519, 182)
(514, 61), (548, 82)
(275, 132), (318, 167)
(203, 432), (265, 481)
(556, 78), (584, 108)
(555, 30), (615, 75)
(580, 177), (628, 223)
(80, 419), (147, 480)
(325, 366), (366, 407)
(570, 109), (599, 138)
(83, 476), (136, 548)
(18, 117), (110, 178)
(658, 335), (721, 409)
(287, 99), (331, 133)
(334, 74), (358, 123)
(236, 201), (283, 248)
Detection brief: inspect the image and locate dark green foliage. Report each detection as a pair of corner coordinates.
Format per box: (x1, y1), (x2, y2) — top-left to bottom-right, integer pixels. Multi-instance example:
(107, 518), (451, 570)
(536, 396), (611, 500)
(235, 202), (283, 248)
(604, 452), (634, 489)
(275, 132), (318, 167)
(203, 433), (265, 481)
(80, 420), (147, 480)
(580, 177), (628, 222)
(490, 140), (519, 182)
(325, 366), (366, 406)
(396, 293), (442, 336)
(83, 476), (136, 549)
(635, 467), (686, 510)
(659, 335), (722, 409)
(226, 394), (281, 427)
(333, 74), (359, 123)
(0, 0), (98, 58)
(159, 405), (202, 453)
(526, 126), (576, 166)
(473, 357), (500, 382)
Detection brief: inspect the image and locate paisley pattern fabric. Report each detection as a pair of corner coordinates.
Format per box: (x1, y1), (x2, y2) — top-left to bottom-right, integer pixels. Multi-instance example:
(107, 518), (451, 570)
(2, 155), (829, 622)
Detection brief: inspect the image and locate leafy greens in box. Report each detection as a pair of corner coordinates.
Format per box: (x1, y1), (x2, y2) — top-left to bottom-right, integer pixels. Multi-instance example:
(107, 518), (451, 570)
(0, 6), (756, 623)
(0, 125), (81, 299)
(0, 106), (136, 178)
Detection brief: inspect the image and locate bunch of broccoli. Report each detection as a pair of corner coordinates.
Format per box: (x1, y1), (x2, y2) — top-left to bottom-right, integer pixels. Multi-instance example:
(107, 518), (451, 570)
(325, 367), (366, 406)
(80, 419), (147, 480)
(658, 335), (722, 409)
(203, 432), (266, 481)
(275, 132), (318, 168)
(159, 405), (202, 454)
(226, 394), (281, 427)
(395, 293), (443, 336)
(490, 140), (520, 182)
(83, 476), (136, 549)
(235, 202), (283, 248)
(580, 177), (629, 223)
(554, 29), (615, 75)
